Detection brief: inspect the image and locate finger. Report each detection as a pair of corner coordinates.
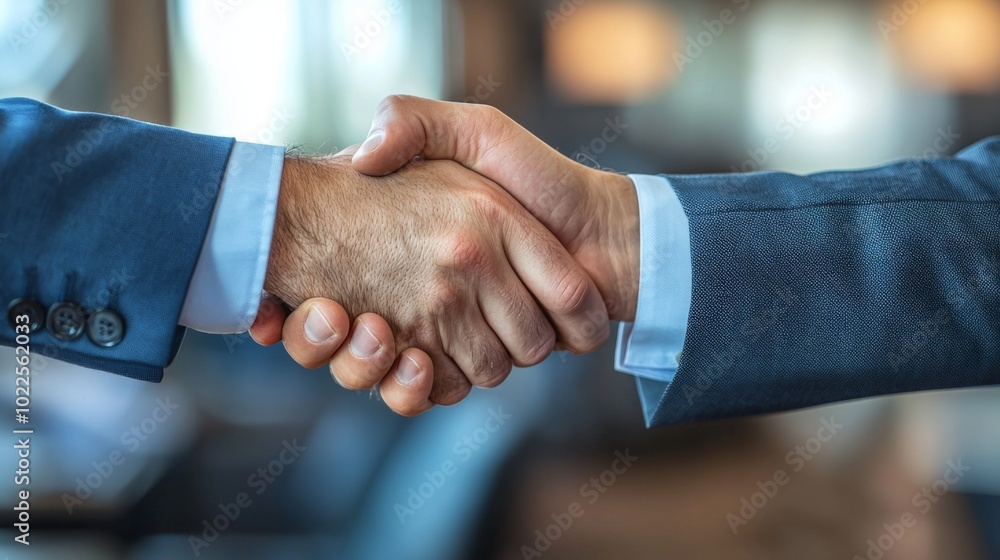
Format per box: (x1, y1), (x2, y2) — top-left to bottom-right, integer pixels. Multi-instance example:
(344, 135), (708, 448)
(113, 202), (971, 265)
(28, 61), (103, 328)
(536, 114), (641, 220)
(479, 262), (556, 367)
(428, 349), (473, 406)
(328, 314), (397, 391)
(443, 307), (514, 390)
(248, 293), (288, 347)
(503, 213), (610, 354)
(379, 348), (435, 417)
(280, 299), (351, 368)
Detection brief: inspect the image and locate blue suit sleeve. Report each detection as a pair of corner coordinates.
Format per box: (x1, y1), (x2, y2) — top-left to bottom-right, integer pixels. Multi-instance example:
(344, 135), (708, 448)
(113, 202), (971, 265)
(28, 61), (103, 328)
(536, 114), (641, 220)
(0, 98), (235, 381)
(641, 137), (1000, 427)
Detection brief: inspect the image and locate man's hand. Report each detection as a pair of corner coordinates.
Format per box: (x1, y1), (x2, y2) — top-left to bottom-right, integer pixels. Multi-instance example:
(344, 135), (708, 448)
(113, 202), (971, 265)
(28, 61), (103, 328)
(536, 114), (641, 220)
(252, 151), (610, 414)
(352, 96), (641, 321)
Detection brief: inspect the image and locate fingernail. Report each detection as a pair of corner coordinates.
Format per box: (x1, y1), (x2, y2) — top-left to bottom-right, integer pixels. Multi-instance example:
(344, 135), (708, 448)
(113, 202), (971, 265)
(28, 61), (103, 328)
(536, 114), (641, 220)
(350, 322), (382, 358)
(304, 306), (336, 344)
(355, 131), (384, 159)
(396, 355), (421, 385)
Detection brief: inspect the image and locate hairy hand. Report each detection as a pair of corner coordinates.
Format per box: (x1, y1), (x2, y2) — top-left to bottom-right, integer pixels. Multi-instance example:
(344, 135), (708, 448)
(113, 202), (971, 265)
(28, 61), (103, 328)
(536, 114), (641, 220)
(261, 154), (609, 410)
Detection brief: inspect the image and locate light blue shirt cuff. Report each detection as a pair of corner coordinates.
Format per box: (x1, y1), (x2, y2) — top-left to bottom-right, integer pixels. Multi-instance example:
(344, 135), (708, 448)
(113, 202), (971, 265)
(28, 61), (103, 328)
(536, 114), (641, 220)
(179, 142), (284, 334)
(614, 174), (692, 382)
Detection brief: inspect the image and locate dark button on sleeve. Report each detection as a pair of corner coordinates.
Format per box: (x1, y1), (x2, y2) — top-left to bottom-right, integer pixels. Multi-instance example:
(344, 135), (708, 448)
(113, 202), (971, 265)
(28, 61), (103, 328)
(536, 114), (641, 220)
(7, 299), (46, 334)
(47, 302), (86, 341)
(86, 309), (125, 348)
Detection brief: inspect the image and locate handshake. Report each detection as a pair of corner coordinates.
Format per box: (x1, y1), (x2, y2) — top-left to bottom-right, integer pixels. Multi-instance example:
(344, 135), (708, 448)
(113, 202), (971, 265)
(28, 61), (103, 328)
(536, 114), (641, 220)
(250, 96), (642, 416)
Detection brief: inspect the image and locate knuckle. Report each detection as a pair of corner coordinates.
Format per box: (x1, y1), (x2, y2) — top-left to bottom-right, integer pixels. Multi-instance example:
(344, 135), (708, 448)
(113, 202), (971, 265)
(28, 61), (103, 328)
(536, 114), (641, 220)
(472, 105), (514, 150)
(429, 278), (464, 312)
(517, 328), (556, 367)
(476, 103), (504, 125)
(376, 94), (412, 116)
(571, 316), (610, 354)
(439, 229), (491, 274)
(552, 269), (593, 316)
(431, 382), (472, 406)
(469, 187), (508, 222)
(470, 344), (513, 388)
(505, 297), (556, 367)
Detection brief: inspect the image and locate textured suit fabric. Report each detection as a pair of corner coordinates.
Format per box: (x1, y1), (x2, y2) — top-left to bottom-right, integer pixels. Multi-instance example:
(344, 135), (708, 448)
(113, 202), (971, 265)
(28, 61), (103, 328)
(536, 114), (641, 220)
(639, 137), (1000, 427)
(0, 98), (234, 381)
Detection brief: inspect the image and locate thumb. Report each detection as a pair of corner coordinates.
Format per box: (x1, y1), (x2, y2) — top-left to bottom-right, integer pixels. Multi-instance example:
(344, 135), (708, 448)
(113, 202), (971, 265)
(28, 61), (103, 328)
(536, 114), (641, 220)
(351, 96), (436, 176)
(351, 96), (585, 210)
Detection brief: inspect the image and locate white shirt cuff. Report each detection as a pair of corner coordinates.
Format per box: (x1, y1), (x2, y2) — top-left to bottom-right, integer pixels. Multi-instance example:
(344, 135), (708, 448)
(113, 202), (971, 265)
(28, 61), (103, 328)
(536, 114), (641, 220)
(179, 142), (284, 334)
(615, 174), (693, 382)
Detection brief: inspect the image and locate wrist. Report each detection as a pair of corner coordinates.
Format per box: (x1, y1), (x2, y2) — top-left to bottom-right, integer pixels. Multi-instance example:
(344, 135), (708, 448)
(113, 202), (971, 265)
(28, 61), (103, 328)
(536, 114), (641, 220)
(264, 155), (323, 308)
(586, 169), (640, 323)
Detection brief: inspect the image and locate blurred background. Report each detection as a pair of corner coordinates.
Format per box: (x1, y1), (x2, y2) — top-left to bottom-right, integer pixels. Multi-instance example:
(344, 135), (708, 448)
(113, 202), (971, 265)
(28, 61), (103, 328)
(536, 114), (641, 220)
(2, 0), (1000, 558)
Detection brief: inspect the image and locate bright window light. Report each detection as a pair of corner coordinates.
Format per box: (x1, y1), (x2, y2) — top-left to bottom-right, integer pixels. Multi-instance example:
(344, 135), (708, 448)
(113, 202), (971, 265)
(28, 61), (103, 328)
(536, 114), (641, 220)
(746, 2), (905, 171)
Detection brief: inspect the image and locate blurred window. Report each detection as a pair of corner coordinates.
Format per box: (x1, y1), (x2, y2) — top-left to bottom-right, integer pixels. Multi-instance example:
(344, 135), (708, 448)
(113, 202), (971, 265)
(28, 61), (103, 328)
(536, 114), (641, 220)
(168, 0), (447, 148)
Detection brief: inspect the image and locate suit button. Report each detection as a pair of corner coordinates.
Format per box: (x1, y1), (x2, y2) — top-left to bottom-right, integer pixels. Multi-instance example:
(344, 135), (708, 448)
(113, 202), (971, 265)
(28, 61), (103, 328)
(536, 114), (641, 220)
(86, 309), (125, 348)
(7, 299), (46, 334)
(47, 302), (86, 341)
